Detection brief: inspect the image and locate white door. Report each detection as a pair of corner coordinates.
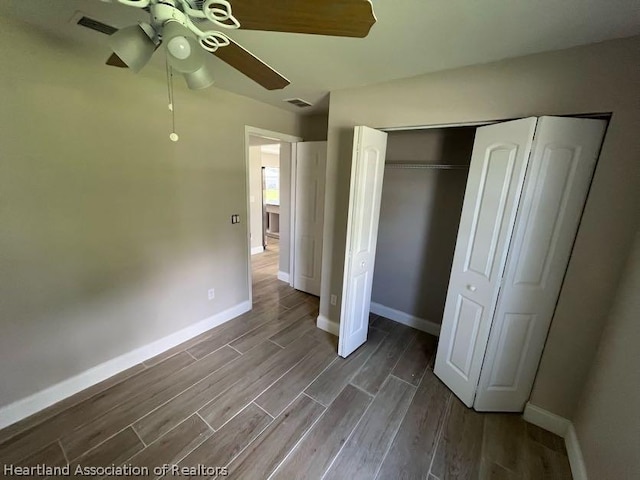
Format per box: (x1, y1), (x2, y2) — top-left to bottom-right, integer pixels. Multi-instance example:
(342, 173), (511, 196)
(434, 118), (538, 407)
(293, 141), (327, 296)
(338, 126), (388, 358)
(474, 117), (606, 411)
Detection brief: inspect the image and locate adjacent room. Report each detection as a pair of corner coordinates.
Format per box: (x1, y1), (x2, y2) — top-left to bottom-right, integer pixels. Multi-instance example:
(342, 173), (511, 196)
(1, 1), (639, 479)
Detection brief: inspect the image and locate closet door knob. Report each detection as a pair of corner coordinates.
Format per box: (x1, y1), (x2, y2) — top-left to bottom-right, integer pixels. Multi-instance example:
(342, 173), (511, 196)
(467, 284), (477, 292)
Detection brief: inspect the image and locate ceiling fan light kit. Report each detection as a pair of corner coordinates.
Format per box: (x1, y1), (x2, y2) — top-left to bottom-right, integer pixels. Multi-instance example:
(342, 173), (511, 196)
(75, 0), (378, 139)
(184, 64), (216, 90)
(108, 23), (157, 72)
(80, 0), (376, 92)
(166, 35), (191, 60)
(163, 20), (203, 74)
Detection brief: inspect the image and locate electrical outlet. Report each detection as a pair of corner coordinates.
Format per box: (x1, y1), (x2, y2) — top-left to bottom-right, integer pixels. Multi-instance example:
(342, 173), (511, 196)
(231, 214), (240, 224)
(207, 288), (215, 300)
(330, 294), (337, 306)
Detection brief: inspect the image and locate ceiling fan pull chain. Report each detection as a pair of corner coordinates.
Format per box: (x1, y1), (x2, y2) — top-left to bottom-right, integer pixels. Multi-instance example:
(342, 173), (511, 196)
(165, 56), (173, 110)
(165, 56), (179, 142)
(203, 0), (240, 29)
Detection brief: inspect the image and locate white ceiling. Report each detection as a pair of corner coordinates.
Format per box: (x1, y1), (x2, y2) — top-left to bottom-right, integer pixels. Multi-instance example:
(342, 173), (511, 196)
(3, 0), (640, 114)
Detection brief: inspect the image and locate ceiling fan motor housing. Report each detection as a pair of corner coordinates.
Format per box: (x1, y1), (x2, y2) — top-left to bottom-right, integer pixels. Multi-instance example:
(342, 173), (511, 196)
(149, 1), (189, 33)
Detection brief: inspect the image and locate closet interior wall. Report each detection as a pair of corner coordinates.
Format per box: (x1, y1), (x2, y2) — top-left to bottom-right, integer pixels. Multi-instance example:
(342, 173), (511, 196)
(371, 127), (476, 327)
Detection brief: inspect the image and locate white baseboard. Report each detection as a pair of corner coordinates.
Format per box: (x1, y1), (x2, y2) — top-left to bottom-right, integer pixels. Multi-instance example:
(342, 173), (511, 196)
(523, 402), (570, 437)
(0, 301), (251, 430)
(370, 302), (441, 337)
(316, 314), (339, 336)
(277, 271), (290, 283)
(523, 402), (587, 480)
(251, 246), (264, 255)
(565, 424), (588, 480)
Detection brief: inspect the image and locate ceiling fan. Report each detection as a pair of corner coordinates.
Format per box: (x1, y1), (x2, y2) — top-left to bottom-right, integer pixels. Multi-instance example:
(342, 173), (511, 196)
(78, 0), (377, 91)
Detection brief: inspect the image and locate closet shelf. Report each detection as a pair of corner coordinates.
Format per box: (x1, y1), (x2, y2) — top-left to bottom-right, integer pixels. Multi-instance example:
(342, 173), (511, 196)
(385, 163), (469, 170)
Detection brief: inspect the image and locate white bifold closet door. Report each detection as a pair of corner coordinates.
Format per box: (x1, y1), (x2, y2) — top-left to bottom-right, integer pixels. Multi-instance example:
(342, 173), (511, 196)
(293, 141), (327, 296)
(435, 116), (606, 411)
(338, 126), (388, 358)
(473, 117), (606, 411)
(434, 118), (538, 407)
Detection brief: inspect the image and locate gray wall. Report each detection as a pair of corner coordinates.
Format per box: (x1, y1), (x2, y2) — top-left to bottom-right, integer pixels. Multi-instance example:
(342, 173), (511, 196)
(573, 228), (640, 479)
(278, 143), (292, 275)
(320, 35), (640, 420)
(249, 146), (264, 251)
(300, 114), (329, 141)
(0, 15), (301, 408)
(371, 128), (475, 323)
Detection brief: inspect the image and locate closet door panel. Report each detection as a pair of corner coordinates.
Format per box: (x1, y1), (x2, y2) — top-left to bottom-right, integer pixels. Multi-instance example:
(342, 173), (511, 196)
(474, 116), (607, 411)
(339, 126), (388, 357)
(434, 118), (538, 407)
(447, 296), (484, 380)
(485, 313), (535, 388)
(465, 146), (519, 279)
(293, 141), (327, 296)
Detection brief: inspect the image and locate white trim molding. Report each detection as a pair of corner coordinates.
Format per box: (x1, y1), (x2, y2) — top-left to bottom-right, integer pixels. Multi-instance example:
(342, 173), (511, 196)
(370, 302), (441, 337)
(316, 314), (339, 336)
(277, 271), (290, 283)
(523, 402), (570, 436)
(565, 424), (588, 480)
(0, 301), (251, 430)
(523, 402), (587, 480)
(251, 246), (264, 255)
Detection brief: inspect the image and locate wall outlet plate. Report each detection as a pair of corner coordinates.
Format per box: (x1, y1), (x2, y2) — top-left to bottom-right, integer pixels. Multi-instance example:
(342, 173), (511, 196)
(330, 294), (337, 306)
(208, 288), (215, 300)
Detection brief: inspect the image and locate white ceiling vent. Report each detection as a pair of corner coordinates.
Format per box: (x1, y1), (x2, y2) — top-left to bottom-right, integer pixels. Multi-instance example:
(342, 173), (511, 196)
(284, 98), (313, 108)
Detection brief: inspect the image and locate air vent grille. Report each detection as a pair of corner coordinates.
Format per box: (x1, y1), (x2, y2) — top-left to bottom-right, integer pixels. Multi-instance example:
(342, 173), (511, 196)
(77, 16), (117, 35)
(284, 98), (313, 108)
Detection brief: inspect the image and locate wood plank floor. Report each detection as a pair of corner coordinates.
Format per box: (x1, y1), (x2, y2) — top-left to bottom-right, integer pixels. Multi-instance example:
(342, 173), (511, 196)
(0, 240), (573, 479)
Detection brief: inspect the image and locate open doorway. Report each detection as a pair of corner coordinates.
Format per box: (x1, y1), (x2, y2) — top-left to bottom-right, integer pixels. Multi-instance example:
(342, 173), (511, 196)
(244, 127), (302, 305)
(248, 140), (282, 285)
(245, 125), (329, 363)
(244, 127), (328, 348)
(245, 127), (328, 308)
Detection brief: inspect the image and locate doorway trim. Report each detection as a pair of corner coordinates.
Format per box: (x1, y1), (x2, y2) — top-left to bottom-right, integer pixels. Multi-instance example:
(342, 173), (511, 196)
(380, 120), (495, 132)
(244, 126), (302, 306)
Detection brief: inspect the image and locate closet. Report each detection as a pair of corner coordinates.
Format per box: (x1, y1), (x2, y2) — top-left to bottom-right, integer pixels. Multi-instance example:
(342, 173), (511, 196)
(338, 116), (607, 413)
(435, 116), (606, 411)
(371, 127), (476, 335)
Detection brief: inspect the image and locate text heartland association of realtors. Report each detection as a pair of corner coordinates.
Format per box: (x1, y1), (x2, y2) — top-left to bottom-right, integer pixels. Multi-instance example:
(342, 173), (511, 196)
(3, 464), (229, 477)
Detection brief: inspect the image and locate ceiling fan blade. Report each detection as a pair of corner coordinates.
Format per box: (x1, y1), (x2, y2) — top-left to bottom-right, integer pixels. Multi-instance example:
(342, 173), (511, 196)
(229, 0), (376, 38)
(106, 52), (129, 68)
(213, 39), (290, 90)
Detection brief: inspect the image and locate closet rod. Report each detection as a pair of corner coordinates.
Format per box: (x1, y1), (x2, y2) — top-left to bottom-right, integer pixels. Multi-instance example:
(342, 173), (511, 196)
(385, 163), (469, 170)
